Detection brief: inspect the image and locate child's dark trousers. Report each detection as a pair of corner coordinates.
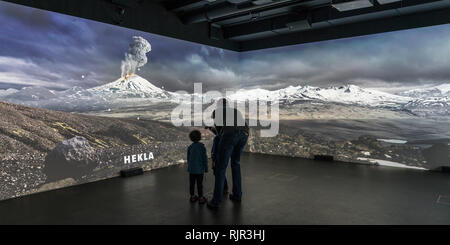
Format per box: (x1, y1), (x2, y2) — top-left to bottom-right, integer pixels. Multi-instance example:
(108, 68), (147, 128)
(189, 173), (204, 197)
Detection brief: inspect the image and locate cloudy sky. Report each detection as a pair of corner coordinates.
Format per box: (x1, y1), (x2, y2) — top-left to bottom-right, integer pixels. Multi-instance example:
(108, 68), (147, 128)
(0, 1), (450, 93)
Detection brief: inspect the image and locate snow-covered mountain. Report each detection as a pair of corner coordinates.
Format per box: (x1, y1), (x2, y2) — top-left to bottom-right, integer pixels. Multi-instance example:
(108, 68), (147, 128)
(403, 97), (449, 117)
(4, 86), (58, 101)
(0, 76), (448, 117)
(229, 84), (411, 108)
(398, 84), (450, 117)
(58, 86), (94, 97)
(398, 84), (450, 98)
(0, 88), (19, 98)
(88, 75), (171, 100)
(0, 75), (173, 111)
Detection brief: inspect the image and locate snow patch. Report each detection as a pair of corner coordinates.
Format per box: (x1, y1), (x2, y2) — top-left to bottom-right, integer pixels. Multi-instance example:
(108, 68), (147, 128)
(357, 157), (427, 170)
(361, 151), (371, 156)
(377, 139), (408, 144)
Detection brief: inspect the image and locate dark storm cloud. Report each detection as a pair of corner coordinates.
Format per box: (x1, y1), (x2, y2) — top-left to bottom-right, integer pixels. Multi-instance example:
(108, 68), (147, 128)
(0, 1), (450, 93)
(0, 2), (122, 89)
(0, 2), (56, 29)
(0, 1), (239, 91)
(238, 26), (450, 91)
(142, 52), (240, 92)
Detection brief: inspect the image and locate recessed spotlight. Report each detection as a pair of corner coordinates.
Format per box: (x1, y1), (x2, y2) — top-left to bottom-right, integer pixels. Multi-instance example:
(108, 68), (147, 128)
(252, 0), (273, 5)
(332, 0), (374, 12)
(116, 7), (125, 16)
(286, 19), (311, 31)
(377, 0), (401, 4)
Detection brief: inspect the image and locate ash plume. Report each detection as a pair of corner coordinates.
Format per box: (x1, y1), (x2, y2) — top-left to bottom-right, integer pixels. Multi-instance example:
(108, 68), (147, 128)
(121, 36), (151, 78)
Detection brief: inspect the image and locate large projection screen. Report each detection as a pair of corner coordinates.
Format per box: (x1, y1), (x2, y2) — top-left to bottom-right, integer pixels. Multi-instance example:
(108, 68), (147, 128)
(0, 1), (449, 201)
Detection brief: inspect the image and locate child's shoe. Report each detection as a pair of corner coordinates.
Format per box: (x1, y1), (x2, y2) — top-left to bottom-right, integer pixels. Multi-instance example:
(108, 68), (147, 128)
(198, 196), (207, 204)
(190, 195), (198, 202)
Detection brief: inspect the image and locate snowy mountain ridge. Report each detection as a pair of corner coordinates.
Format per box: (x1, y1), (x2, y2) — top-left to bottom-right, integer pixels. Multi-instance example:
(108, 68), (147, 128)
(0, 75), (448, 116)
(396, 84), (450, 116)
(228, 84), (411, 107)
(398, 84), (450, 98)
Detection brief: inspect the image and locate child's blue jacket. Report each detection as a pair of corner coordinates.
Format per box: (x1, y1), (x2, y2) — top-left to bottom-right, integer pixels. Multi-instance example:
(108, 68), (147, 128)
(187, 142), (208, 174)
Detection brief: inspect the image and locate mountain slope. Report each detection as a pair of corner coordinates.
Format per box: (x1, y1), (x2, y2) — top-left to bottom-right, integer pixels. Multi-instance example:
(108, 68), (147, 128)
(403, 97), (449, 117)
(0, 101), (188, 155)
(0, 100), (211, 201)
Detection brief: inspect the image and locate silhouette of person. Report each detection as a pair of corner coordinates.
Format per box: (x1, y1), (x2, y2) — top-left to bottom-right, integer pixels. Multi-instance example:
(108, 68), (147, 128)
(207, 98), (249, 209)
(209, 126), (229, 194)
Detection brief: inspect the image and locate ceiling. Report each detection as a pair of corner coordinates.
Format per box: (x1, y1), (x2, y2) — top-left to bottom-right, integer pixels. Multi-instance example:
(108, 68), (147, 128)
(3, 0), (450, 51)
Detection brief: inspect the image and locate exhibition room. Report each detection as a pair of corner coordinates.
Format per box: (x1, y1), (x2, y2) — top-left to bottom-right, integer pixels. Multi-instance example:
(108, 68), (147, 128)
(0, 0), (449, 227)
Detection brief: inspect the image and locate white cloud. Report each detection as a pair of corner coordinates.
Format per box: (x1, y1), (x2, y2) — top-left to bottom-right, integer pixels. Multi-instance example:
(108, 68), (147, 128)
(187, 54), (204, 65)
(183, 53), (241, 86)
(218, 48), (225, 58)
(0, 56), (67, 89)
(200, 46), (210, 56)
(0, 56), (37, 68)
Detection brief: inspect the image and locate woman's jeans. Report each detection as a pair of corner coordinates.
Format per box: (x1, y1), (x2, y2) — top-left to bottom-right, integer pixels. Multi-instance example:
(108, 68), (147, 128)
(211, 130), (248, 206)
(212, 135), (228, 192)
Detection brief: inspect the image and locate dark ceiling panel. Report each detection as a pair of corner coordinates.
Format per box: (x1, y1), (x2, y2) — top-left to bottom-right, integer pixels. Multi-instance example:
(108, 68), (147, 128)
(0, 0), (240, 50)
(2, 0), (450, 51)
(239, 3), (450, 51)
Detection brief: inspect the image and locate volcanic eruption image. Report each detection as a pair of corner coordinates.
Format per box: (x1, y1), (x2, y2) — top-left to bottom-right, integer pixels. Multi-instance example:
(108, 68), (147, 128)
(120, 36), (151, 81)
(0, 1), (449, 201)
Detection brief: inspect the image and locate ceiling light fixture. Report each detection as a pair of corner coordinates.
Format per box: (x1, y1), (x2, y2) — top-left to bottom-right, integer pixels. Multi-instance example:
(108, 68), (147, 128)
(332, 0), (374, 12)
(286, 19), (312, 31)
(377, 0), (401, 4)
(252, 0), (274, 5)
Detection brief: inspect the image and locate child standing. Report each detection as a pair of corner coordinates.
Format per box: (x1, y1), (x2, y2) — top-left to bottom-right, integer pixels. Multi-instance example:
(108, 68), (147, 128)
(187, 130), (208, 204)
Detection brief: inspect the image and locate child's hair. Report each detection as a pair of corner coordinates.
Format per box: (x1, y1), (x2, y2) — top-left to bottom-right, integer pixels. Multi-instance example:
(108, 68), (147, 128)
(189, 130), (201, 142)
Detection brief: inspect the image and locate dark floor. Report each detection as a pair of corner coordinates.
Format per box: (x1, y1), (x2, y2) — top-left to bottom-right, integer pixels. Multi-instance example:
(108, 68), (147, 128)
(0, 153), (449, 225)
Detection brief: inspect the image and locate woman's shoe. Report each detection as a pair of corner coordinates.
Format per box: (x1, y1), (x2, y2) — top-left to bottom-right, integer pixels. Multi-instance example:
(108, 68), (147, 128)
(207, 200), (219, 209)
(229, 194), (241, 203)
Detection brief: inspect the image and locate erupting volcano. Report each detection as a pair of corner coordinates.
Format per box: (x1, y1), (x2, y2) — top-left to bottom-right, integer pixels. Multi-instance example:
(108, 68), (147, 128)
(122, 73), (135, 81)
(120, 36), (151, 79)
(88, 74), (170, 99)
(87, 36), (166, 99)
